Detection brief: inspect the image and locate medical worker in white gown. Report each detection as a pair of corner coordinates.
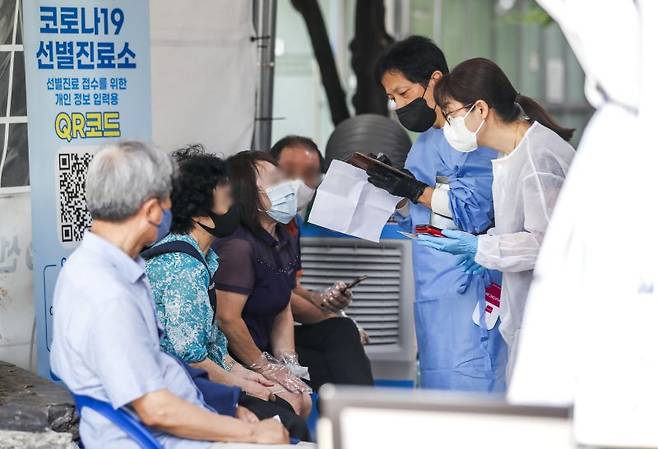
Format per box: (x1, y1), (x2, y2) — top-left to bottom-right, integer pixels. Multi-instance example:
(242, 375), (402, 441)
(508, 1), (658, 447)
(419, 57), (576, 377)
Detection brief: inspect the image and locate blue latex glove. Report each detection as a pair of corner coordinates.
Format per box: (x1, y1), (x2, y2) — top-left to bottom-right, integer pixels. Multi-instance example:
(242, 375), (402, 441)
(457, 272), (472, 294)
(455, 254), (486, 294)
(417, 229), (478, 257)
(456, 254), (486, 275)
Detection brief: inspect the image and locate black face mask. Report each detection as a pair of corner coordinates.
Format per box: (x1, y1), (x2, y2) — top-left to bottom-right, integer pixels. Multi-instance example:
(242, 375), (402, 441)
(395, 85), (437, 133)
(197, 205), (240, 239)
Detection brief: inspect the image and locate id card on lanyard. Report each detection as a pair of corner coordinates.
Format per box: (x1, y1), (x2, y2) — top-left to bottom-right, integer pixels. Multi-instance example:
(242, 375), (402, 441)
(472, 283), (501, 330)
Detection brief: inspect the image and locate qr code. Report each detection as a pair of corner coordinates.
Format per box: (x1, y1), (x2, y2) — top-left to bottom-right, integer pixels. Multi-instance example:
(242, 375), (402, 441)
(57, 150), (94, 244)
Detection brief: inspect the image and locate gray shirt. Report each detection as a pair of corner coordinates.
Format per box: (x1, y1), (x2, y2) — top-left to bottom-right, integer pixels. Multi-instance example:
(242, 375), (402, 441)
(50, 231), (213, 449)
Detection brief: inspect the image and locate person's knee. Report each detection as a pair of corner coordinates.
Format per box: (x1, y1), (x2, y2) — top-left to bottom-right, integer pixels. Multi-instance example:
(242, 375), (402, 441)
(292, 392), (312, 418)
(276, 390), (312, 418)
(277, 390), (301, 414)
(328, 317), (361, 343)
(300, 392), (312, 417)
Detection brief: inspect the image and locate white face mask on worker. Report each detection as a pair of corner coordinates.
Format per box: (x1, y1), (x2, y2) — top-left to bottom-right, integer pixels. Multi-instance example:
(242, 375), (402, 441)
(443, 103), (485, 153)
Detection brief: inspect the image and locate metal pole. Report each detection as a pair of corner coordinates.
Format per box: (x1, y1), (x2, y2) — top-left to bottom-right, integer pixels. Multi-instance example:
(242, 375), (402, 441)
(253, 0), (277, 152)
(433, 0), (443, 45)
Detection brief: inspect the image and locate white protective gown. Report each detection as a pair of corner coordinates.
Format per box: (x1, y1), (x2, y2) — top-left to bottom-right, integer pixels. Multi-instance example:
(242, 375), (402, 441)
(474, 122), (575, 375)
(509, 1), (658, 447)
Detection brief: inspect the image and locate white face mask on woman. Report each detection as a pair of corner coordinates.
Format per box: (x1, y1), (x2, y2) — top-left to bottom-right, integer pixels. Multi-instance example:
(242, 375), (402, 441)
(264, 181), (298, 224)
(443, 103), (485, 153)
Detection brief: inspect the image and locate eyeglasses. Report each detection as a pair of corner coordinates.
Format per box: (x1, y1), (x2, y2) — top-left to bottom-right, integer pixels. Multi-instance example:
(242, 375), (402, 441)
(441, 102), (474, 124)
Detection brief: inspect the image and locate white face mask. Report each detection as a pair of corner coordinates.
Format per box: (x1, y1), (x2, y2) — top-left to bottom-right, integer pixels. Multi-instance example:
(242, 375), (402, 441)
(290, 179), (316, 213)
(264, 181), (298, 224)
(443, 103), (485, 153)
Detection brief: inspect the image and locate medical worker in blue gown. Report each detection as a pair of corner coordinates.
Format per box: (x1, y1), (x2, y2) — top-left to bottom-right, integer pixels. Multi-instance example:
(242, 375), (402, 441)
(369, 36), (507, 392)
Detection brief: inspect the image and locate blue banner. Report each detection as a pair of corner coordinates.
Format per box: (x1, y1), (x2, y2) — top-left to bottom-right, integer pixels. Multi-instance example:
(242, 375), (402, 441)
(22, 0), (151, 377)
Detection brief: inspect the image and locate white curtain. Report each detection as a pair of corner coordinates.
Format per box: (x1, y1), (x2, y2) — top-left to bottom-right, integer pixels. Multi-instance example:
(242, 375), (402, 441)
(150, 0), (258, 156)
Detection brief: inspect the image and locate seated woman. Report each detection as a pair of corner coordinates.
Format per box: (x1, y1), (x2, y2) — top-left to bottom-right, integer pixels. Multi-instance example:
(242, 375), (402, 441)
(144, 146), (310, 436)
(213, 151), (316, 415)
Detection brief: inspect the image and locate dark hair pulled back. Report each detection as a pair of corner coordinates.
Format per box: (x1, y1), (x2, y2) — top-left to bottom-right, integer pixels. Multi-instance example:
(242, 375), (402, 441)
(435, 57), (574, 141)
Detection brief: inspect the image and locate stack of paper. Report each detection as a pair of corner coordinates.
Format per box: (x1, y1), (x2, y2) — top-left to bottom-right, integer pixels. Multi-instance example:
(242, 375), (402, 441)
(308, 160), (402, 242)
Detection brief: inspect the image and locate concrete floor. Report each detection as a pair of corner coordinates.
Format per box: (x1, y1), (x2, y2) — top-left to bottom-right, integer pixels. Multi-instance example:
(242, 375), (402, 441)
(0, 361), (78, 447)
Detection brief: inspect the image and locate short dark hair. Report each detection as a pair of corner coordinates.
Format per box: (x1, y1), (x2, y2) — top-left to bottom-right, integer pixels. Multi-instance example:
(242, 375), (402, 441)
(226, 150), (279, 236)
(270, 135), (325, 173)
(169, 144), (229, 234)
(374, 35), (449, 87)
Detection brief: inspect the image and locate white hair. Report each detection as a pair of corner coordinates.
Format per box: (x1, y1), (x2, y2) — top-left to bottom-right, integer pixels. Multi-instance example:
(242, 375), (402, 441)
(85, 140), (174, 221)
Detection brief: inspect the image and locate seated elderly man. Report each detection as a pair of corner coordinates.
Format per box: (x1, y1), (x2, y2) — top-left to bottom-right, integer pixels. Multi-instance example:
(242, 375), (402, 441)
(270, 136), (374, 391)
(50, 140), (298, 448)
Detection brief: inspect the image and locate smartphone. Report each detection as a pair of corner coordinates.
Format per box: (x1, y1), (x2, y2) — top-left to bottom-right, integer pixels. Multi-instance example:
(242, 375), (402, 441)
(415, 224), (445, 238)
(397, 231), (417, 239)
(345, 275), (368, 289)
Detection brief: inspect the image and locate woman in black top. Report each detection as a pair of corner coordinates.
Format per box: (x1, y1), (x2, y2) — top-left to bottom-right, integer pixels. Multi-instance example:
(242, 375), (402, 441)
(214, 151), (312, 417)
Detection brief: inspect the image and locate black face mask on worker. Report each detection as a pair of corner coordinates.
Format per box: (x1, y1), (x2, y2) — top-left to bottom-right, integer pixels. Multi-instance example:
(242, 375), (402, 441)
(196, 205), (240, 239)
(395, 84), (437, 133)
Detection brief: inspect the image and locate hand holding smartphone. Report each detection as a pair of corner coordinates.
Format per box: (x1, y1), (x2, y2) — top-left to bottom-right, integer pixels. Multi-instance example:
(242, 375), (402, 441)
(415, 224), (445, 237)
(344, 275), (368, 290)
(317, 276), (368, 312)
(398, 224), (446, 240)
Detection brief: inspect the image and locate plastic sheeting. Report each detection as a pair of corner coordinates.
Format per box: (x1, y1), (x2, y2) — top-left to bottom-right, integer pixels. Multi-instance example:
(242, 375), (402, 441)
(150, 0), (258, 156)
(0, 0), (29, 189)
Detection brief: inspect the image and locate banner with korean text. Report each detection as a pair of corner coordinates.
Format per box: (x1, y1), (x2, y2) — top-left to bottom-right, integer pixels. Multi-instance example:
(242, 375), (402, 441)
(22, 0), (151, 376)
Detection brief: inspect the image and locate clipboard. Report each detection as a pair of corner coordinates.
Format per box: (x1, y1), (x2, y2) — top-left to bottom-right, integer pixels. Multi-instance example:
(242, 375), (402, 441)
(343, 152), (413, 179)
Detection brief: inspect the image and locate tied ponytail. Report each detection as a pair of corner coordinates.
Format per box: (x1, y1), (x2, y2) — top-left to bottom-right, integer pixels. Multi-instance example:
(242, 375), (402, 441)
(435, 58), (575, 142)
(516, 94), (575, 141)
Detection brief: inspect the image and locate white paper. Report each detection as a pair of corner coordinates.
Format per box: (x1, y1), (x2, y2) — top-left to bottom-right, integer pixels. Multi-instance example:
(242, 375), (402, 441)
(308, 160), (402, 242)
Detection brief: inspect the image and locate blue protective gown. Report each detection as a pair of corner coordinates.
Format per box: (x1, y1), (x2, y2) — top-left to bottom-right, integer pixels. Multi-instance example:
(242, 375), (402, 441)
(397, 127), (507, 392)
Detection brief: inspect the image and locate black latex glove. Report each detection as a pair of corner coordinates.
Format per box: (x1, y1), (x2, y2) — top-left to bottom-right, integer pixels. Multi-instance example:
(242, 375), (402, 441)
(366, 166), (428, 203)
(367, 152), (417, 178)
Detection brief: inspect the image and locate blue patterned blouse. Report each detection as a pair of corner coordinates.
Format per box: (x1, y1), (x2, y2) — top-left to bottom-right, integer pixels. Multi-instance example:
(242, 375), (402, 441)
(145, 233), (229, 368)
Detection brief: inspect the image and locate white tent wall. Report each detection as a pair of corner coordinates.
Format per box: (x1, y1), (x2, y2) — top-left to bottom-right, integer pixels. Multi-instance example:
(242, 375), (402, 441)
(0, 0), (34, 372)
(150, 0), (258, 156)
(0, 193), (35, 371)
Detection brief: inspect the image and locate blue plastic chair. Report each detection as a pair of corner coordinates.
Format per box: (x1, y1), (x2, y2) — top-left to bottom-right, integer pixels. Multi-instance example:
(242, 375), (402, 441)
(51, 372), (163, 449)
(305, 392), (319, 442)
(72, 394), (164, 449)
